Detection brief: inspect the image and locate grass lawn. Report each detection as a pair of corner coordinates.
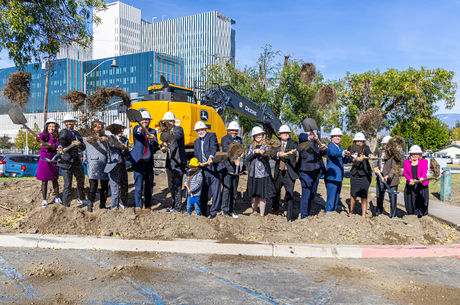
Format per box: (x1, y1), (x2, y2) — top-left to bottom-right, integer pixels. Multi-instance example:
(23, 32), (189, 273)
(0, 176), (36, 181)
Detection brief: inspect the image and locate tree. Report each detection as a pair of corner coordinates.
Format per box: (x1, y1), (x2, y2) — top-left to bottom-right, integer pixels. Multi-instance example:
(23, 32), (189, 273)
(391, 117), (451, 151)
(0, 135), (13, 149)
(14, 123), (41, 152)
(335, 67), (457, 151)
(452, 127), (460, 141)
(340, 131), (354, 151)
(0, 0), (106, 120)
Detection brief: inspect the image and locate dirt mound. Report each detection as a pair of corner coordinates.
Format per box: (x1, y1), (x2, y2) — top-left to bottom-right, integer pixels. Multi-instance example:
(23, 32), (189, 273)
(1, 174), (458, 245)
(26, 261), (74, 281)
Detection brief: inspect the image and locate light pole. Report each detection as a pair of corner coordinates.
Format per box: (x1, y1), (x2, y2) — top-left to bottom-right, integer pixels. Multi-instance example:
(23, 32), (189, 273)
(83, 58), (118, 94)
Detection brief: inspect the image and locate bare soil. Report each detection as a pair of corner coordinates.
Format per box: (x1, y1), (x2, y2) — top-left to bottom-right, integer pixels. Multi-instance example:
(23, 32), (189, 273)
(0, 173), (458, 245)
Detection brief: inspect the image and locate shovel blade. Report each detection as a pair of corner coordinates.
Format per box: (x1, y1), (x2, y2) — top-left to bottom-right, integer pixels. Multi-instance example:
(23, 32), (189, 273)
(302, 118), (318, 132)
(126, 108), (143, 122)
(8, 107), (28, 125)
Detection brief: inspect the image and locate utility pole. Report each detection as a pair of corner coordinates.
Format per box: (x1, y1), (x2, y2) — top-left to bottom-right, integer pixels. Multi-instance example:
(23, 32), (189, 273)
(43, 57), (50, 122)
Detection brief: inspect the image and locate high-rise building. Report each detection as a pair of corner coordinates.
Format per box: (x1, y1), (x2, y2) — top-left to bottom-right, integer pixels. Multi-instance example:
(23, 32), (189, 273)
(93, 1), (142, 59)
(144, 11), (236, 89)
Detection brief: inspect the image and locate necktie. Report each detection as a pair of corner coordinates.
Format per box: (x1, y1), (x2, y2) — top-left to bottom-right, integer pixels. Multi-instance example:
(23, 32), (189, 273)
(70, 130), (76, 140)
(201, 138), (206, 163)
(143, 133), (148, 155)
(280, 142), (286, 171)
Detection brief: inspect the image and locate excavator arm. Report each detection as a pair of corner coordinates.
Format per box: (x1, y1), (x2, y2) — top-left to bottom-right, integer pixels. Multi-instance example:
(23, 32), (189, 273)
(201, 85), (282, 137)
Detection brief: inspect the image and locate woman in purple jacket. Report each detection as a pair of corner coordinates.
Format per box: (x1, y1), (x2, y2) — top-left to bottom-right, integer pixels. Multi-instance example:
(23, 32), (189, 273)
(36, 118), (61, 207)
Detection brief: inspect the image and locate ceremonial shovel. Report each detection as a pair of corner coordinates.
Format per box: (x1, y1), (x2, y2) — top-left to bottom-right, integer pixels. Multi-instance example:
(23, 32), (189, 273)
(126, 108), (153, 136)
(8, 107), (45, 145)
(302, 118), (326, 148)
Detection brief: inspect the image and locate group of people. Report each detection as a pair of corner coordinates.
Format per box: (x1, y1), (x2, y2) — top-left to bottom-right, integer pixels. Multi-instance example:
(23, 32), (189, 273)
(35, 110), (431, 220)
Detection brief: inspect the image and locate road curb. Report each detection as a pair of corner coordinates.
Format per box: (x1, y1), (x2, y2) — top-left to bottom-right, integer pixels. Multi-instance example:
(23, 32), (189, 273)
(1, 234), (459, 258)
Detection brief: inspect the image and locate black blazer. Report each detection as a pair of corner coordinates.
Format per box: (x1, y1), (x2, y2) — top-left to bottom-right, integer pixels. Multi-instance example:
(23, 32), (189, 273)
(166, 126), (186, 168)
(297, 133), (325, 173)
(57, 128), (85, 169)
(194, 132), (219, 172)
(221, 134), (243, 174)
(274, 138), (299, 181)
(348, 144), (372, 177)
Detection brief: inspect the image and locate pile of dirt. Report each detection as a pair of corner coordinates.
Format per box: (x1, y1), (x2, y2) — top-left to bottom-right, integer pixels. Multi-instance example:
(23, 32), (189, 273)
(0, 174), (458, 245)
(26, 261), (75, 281)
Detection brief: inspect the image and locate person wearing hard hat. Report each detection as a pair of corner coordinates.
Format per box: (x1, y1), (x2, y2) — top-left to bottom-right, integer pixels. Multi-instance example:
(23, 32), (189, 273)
(57, 113), (87, 207)
(374, 136), (399, 217)
(83, 117), (110, 212)
(247, 126), (274, 216)
(347, 132), (374, 217)
(104, 119), (129, 210)
(324, 128), (352, 213)
(403, 145), (429, 217)
(220, 121), (243, 218)
(297, 125), (327, 219)
(193, 121), (221, 218)
(272, 124), (298, 221)
(36, 118), (61, 207)
(160, 111), (186, 213)
(184, 158), (203, 216)
(128, 109), (159, 209)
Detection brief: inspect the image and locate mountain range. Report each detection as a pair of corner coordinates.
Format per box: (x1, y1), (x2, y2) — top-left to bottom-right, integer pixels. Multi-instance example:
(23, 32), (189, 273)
(436, 113), (460, 128)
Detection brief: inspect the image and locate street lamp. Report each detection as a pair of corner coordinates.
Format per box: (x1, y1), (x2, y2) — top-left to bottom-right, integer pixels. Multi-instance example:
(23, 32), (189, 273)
(83, 58), (118, 94)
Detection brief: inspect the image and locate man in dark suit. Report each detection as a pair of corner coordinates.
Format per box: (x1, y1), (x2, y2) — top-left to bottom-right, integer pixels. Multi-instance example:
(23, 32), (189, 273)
(57, 114), (86, 207)
(128, 110), (159, 209)
(297, 129), (326, 218)
(160, 111), (186, 212)
(220, 121), (243, 218)
(193, 121), (221, 218)
(273, 125), (298, 221)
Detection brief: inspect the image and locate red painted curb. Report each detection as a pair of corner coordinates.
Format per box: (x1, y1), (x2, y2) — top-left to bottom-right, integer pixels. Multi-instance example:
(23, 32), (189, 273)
(361, 245), (460, 258)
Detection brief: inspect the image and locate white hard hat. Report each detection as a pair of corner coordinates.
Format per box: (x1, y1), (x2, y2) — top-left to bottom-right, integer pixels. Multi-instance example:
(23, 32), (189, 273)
(381, 135), (392, 145)
(140, 110), (151, 120)
(330, 128), (343, 136)
(227, 121), (240, 131)
(353, 132), (366, 141)
(45, 118), (59, 127)
(409, 145), (423, 154)
(194, 121), (207, 131)
(278, 125), (291, 134)
(163, 111), (175, 121)
(63, 114), (77, 122)
(251, 126), (265, 136)
(93, 116), (104, 123)
(113, 119), (125, 128)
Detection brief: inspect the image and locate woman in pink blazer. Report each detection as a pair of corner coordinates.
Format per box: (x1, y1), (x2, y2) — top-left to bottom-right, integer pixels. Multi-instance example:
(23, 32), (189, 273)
(403, 145), (429, 217)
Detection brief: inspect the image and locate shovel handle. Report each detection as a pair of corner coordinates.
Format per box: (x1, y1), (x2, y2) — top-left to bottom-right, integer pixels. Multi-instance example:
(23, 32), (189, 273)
(22, 124), (46, 145)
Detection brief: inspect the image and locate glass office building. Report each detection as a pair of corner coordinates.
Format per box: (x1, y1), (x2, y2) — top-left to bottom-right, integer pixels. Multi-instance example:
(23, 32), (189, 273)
(0, 51), (184, 115)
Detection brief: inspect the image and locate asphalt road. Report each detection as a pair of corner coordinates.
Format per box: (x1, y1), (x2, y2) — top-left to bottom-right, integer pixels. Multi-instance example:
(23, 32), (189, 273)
(0, 247), (459, 304)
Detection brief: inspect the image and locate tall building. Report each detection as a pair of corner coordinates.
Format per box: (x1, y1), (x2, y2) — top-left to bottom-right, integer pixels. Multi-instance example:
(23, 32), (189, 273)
(93, 1), (142, 59)
(145, 11), (236, 89)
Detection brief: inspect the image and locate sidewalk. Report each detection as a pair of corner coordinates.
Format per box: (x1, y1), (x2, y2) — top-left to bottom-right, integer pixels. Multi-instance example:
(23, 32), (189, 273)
(343, 185), (460, 230)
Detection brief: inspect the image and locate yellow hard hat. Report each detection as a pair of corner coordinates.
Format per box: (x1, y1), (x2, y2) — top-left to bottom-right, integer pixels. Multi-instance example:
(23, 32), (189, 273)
(189, 158), (199, 167)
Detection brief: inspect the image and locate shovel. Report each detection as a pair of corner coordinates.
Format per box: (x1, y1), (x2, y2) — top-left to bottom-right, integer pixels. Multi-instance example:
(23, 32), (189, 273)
(199, 152), (228, 166)
(373, 168), (399, 195)
(8, 107), (45, 145)
(126, 108), (153, 136)
(301, 118), (326, 149)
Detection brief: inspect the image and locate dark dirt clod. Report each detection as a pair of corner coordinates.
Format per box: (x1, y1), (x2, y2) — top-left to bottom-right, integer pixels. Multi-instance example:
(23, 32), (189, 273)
(228, 142), (245, 160)
(357, 107), (383, 134)
(105, 124), (124, 135)
(430, 158), (440, 178)
(159, 120), (172, 133)
(1, 71), (32, 107)
(314, 85), (337, 107)
(301, 63), (316, 86)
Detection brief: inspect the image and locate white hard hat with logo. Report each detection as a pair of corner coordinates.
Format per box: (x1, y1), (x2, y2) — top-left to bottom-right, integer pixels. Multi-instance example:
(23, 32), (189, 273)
(227, 121), (240, 131)
(330, 128), (343, 136)
(353, 132), (366, 141)
(251, 126), (265, 136)
(163, 111), (175, 121)
(63, 114), (77, 122)
(278, 125), (291, 134)
(113, 119), (125, 128)
(44, 118), (59, 128)
(381, 135), (392, 144)
(140, 110), (151, 120)
(194, 121), (208, 131)
(409, 145), (423, 154)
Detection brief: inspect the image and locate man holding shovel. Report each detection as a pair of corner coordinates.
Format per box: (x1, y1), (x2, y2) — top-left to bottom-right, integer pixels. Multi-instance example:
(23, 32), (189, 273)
(57, 114), (86, 207)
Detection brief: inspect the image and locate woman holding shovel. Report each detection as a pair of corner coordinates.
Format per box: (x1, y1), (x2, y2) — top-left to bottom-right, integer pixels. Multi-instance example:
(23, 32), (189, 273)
(36, 118), (61, 207)
(403, 145), (429, 217)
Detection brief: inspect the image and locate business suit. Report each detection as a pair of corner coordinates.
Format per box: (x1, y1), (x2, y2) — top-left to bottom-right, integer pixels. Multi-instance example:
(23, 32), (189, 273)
(297, 133), (324, 218)
(165, 126), (186, 211)
(220, 134), (243, 215)
(324, 142), (351, 212)
(57, 128), (86, 206)
(128, 125), (159, 208)
(105, 135), (129, 209)
(273, 138), (298, 221)
(194, 132), (221, 217)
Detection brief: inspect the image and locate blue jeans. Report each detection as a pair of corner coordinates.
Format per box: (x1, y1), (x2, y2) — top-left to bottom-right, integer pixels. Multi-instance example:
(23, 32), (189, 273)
(187, 195), (201, 215)
(299, 170), (320, 218)
(325, 180), (342, 212)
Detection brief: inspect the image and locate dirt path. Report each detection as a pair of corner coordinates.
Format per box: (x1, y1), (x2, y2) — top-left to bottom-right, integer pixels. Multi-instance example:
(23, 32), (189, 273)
(0, 173), (458, 245)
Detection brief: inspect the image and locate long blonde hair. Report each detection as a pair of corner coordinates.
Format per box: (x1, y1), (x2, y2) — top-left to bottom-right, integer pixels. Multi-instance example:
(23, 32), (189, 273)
(253, 133), (265, 146)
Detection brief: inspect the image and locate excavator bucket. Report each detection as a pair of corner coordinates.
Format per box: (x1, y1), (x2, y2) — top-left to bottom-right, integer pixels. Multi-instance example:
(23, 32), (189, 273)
(302, 118), (318, 132)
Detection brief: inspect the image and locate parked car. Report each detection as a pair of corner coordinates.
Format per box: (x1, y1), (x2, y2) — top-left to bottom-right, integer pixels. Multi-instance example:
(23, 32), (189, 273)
(0, 154), (39, 177)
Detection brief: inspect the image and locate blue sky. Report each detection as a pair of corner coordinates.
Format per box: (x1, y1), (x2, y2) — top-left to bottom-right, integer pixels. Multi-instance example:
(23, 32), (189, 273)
(1, 0), (459, 113)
